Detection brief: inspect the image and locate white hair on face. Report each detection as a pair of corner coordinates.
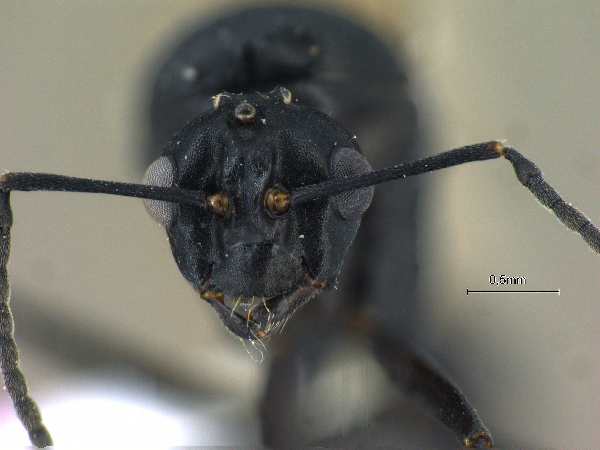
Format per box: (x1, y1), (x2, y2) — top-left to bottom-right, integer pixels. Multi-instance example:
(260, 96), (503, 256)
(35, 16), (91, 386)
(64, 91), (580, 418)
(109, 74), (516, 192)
(143, 156), (176, 226)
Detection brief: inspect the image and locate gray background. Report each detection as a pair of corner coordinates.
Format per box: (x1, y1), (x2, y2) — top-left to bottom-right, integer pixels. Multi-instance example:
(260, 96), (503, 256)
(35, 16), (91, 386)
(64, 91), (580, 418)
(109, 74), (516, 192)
(1, 1), (599, 447)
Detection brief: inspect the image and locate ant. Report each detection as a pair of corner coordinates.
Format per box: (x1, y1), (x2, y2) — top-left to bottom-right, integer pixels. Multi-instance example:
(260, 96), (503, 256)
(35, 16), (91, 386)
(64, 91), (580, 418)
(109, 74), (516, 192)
(1, 5), (599, 448)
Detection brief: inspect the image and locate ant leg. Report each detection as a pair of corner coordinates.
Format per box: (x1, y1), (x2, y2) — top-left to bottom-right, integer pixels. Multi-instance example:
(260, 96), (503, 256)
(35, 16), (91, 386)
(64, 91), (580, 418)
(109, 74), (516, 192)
(260, 340), (305, 448)
(0, 193), (52, 447)
(259, 303), (337, 449)
(348, 314), (493, 448)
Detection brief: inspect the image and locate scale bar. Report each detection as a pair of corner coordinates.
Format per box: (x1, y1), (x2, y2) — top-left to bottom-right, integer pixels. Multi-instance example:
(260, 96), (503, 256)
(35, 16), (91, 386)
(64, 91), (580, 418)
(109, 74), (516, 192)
(466, 289), (560, 295)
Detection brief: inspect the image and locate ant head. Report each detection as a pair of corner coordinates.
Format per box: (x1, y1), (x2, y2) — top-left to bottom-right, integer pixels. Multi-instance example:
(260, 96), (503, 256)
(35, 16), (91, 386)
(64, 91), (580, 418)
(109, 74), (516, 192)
(144, 87), (374, 340)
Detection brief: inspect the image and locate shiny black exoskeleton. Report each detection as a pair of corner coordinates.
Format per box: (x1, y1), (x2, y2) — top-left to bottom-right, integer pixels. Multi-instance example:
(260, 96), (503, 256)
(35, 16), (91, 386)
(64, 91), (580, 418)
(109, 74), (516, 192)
(144, 88), (374, 340)
(144, 6), (415, 343)
(143, 5), (492, 448)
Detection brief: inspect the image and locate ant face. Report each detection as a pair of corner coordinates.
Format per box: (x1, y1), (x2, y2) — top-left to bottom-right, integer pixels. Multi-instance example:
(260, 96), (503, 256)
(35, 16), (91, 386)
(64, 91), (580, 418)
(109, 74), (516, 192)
(144, 88), (374, 339)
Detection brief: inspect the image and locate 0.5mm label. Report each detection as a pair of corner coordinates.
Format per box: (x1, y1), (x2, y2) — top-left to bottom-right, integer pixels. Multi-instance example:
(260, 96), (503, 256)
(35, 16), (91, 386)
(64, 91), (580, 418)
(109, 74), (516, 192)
(466, 274), (560, 295)
(489, 274), (527, 286)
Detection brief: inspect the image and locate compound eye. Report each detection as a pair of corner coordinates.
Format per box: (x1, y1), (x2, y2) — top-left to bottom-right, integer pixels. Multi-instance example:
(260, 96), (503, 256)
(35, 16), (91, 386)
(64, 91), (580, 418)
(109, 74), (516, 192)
(207, 192), (231, 217)
(330, 147), (374, 219)
(143, 156), (176, 227)
(264, 187), (291, 216)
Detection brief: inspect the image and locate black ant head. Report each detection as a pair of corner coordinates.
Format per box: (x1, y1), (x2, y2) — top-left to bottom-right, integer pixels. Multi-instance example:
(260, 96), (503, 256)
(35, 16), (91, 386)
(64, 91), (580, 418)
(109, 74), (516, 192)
(144, 87), (373, 340)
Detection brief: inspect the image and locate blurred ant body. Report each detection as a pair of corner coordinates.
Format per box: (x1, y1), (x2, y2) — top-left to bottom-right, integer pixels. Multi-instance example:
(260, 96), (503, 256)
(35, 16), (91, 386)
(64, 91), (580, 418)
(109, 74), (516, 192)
(1, 6), (599, 448)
